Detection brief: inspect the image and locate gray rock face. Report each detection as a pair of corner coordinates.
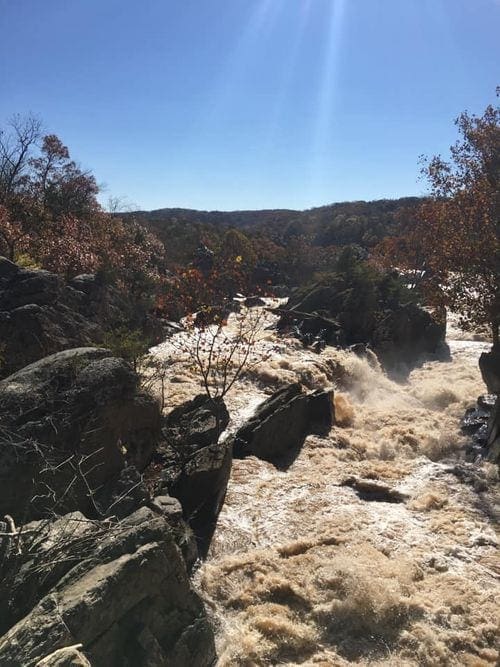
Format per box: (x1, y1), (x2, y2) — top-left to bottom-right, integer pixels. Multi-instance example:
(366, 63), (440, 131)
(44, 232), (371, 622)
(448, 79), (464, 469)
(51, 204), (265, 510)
(233, 383), (334, 466)
(0, 508), (216, 667)
(162, 394), (230, 451)
(371, 303), (446, 373)
(150, 495), (198, 570)
(0, 259), (105, 377)
(0, 258), (147, 379)
(0, 348), (161, 521)
(158, 395), (231, 557)
(35, 645), (92, 666)
(277, 282), (445, 374)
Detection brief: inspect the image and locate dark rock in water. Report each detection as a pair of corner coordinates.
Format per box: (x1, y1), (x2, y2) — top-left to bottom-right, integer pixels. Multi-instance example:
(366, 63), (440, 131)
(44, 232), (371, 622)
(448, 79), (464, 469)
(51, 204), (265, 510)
(166, 440), (232, 559)
(479, 348), (500, 394)
(0, 507), (216, 666)
(308, 388), (335, 434)
(233, 383), (334, 467)
(158, 395), (231, 557)
(276, 279), (445, 373)
(461, 406), (491, 435)
(193, 305), (232, 328)
(371, 303), (446, 375)
(462, 394), (500, 464)
(473, 423), (489, 446)
(277, 309), (341, 348)
(349, 342), (370, 357)
(447, 463), (489, 493)
(244, 295), (266, 308)
(486, 396), (500, 464)
(478, 394), (497, 410)
(0, 348), (161, 521)
(162, 394), (229, 451)
(341, 477), (408, 503)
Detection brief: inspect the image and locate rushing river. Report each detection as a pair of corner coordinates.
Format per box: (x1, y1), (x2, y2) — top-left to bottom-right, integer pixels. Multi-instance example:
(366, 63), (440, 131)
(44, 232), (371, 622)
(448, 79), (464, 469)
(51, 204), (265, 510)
(153, 307), (499, 667)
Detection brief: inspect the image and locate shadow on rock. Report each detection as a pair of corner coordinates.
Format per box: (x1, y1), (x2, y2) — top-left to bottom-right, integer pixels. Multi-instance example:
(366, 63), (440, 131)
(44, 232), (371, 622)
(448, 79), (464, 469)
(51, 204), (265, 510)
(156, 394), (231, 558)
(233, 383), (334, 470)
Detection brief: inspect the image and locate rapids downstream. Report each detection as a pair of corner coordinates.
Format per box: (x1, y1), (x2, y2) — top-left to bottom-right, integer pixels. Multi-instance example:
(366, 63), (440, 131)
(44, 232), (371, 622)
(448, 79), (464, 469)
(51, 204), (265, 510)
(153, 307), (499, 666)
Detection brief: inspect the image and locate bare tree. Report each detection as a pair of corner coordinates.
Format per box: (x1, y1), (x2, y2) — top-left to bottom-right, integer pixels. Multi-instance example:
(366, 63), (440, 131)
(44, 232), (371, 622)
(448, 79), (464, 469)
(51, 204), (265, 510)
(0, 114), (42, 203)
(170, 307), (268, 430)
(106, 195), (137, 214)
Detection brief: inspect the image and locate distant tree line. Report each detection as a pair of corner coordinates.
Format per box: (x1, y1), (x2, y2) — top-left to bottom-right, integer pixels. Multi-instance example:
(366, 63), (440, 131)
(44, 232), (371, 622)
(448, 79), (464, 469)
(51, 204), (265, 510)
(2, 91), (497, 337)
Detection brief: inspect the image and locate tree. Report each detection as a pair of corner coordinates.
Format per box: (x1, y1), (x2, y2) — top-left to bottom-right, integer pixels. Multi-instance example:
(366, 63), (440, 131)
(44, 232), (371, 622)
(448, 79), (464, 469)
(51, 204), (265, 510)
(0, 205), (28, 261)
(171, 307), (268, 430)
(0, 115), (166, 292)
(0, 114), (42, 204)
(376, 93), (500, 344)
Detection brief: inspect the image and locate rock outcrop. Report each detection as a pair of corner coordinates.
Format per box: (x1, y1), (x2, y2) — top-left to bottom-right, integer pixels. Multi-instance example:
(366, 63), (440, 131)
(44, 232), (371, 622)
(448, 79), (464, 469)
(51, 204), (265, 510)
(0, 507), (216, 667)
(0, 347), (161, 521)
(276, 281), (445, 373)
(462, 394), (500, 464)
(371, 303), (445, 373)
(157, 395), (231, 557)
(233, 383), (334, 466)
(0, 258), (149, 378)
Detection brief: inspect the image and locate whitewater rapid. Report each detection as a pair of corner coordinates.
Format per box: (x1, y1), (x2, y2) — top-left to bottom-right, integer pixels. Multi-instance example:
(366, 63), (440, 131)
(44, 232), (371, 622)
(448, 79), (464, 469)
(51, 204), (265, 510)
(152, 306), (499, 666)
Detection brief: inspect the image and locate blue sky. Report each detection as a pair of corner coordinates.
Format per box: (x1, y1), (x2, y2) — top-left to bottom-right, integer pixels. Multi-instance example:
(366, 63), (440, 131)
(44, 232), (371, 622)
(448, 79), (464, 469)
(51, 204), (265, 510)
(1, 0), (498, 211)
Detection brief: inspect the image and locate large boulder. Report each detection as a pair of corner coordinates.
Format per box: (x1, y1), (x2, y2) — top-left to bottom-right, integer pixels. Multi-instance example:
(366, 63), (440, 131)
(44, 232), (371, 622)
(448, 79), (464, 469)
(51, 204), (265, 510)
(0, 259), (105, 377)
(0, 260), (63, 309)
(0, 258), (153, 378)
(479, 348), (500, 394)
(0, 348), (161, 521)
(157, 395), (231, 557)
(233, 383), (334, 466)
(161, 394), (230, 451)
(276, 279), (445, 372)
(0, 507), (216, 667)
(372, 303), (446, 373)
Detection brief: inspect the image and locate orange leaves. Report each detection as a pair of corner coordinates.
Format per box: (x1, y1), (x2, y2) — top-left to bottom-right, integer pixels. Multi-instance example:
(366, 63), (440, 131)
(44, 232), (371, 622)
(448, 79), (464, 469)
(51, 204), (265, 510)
(376, 94), (499, 340)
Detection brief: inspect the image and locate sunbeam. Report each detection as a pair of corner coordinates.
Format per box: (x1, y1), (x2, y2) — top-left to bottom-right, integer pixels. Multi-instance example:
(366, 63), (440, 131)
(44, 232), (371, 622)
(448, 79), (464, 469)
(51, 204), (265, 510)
(204, 0), (285, 126)
(308, 0), (347, 199)
(263, 0), (314, 150)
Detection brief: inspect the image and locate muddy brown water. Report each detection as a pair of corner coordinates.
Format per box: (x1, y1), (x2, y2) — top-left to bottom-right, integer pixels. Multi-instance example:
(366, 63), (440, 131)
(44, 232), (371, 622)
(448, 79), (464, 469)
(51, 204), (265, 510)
(153, 307), (499, 666)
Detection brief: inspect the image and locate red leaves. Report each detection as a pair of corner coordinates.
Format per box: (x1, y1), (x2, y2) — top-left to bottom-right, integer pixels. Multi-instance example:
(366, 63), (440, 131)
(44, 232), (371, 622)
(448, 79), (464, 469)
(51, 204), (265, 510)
(376, 95), (499, 339)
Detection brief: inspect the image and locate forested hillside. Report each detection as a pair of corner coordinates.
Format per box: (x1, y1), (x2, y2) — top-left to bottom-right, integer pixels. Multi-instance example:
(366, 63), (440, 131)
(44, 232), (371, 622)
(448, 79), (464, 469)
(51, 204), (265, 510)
(126, 196), (423, 254)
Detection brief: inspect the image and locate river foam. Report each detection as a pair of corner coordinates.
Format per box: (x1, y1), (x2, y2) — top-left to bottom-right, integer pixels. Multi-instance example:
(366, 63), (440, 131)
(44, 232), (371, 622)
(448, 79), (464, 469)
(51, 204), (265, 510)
(152, 307), (499, 666)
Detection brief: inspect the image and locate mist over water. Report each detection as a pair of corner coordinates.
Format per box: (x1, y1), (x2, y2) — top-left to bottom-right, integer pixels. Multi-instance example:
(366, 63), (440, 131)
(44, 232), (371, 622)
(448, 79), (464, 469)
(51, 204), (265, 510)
(153, 307), (499, 666)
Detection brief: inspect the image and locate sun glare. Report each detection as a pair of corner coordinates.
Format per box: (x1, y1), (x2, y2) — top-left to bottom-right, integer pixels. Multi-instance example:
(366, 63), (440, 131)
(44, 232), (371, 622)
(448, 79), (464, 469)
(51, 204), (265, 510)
(308, 0), (347, 198)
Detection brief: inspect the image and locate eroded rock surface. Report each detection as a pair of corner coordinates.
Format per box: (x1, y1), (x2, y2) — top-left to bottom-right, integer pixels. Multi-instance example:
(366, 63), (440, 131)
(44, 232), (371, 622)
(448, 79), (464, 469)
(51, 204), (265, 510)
(233, 383), (334, 466)
(157, 395), (231, 557)
(0, 257), (147, 378)
(0, 508), (216, 667)
(0, 347), (161, 520)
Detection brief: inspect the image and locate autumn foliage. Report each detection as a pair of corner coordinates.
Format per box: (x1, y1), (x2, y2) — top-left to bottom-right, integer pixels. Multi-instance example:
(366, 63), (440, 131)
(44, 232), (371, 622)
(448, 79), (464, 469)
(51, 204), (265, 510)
(376, 94), (500, 343)
(0, 115), (164, 292)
